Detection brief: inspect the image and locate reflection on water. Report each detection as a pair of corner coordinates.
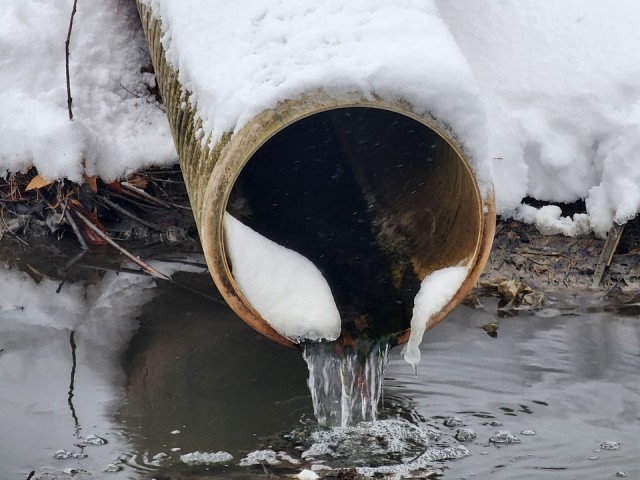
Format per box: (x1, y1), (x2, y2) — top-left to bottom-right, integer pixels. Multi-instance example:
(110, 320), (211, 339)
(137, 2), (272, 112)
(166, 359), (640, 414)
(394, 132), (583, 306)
(1, 247), (640, 479)
(0, 258), (160, 478)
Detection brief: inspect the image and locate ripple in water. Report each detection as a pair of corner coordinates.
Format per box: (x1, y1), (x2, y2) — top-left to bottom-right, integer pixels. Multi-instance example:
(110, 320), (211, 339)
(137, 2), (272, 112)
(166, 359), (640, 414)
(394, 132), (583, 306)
(303, 341), (390, 427)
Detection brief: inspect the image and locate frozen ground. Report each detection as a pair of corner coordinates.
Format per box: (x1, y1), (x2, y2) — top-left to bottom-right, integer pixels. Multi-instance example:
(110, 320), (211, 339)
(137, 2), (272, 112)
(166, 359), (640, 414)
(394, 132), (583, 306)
(2, 0), (639, 234)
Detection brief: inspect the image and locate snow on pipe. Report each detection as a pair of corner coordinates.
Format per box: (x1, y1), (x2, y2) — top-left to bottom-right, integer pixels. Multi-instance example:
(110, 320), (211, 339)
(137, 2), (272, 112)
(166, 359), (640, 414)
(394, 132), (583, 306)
(135, 1), (495, 348)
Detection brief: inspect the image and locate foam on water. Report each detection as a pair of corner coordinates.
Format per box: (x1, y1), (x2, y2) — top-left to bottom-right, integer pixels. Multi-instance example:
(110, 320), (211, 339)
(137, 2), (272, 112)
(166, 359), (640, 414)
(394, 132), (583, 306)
(302, 341), (390, 428)
(300, 418), (469, 477)
(180, 451), (233, 466)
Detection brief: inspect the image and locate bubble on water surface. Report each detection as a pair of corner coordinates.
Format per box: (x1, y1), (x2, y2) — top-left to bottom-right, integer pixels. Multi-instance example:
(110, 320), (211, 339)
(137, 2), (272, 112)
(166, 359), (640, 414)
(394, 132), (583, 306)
(616, 472), (627, 477)
(426, 427), (443, 441)
(600, 441), (620, 450)
(83, 434), (107, 445)
(455, 428), (477, 442)
(299, 418), (469, 477)
(589, 455), (599, 460)
(53, 450), (73, 460)
(103, 463), (121, 472)
(62, 468), (87, 475)
(53, 449), (87, 460)
(239, 449), (281, 466)
(443, 416), (463, 427)
(489, 431), (521, 444)
(180, 450), (233, 465)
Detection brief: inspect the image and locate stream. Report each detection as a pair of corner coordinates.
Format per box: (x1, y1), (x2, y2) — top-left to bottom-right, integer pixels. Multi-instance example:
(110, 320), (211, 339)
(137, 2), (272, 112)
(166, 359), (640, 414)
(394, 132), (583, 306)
(1, 243), (639, 479)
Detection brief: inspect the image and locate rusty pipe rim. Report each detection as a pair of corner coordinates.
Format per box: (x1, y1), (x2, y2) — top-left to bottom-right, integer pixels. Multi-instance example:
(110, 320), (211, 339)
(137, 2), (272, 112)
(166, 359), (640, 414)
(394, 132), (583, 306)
(200, 91), (493, 348)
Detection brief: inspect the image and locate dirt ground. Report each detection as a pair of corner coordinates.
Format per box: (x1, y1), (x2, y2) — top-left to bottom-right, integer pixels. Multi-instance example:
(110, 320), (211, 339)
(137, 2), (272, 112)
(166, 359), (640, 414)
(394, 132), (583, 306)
(477, 217), (640, 310)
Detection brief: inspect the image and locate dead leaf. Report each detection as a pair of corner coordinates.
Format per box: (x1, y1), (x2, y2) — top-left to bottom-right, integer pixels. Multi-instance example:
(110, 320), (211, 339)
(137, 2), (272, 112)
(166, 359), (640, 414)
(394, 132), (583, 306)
(106, 179), (122, 193)
(126, 174), (149, 190)
(25, 175), (53, 191)
(83, 172), (98, 193)
(498, 280), (533, 302)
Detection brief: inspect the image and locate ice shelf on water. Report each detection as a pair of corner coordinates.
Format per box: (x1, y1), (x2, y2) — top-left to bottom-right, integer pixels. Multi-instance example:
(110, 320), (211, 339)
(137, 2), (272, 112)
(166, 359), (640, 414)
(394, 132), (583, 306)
(303, 341), (390, 428)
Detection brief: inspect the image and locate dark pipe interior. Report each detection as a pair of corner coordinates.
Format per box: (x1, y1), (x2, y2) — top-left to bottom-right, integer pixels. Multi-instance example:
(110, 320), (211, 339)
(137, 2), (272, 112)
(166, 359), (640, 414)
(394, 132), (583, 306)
(228, 107), (479, 343)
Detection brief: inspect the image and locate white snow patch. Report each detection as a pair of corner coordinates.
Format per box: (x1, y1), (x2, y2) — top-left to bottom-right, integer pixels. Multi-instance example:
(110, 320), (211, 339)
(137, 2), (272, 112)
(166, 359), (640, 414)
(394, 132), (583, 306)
(403, 266), (469, 367)
(1, 0), (175, 182)
(515, 204), (591, 237)
(137, 0), (492, 196)
(437, 0), (640, 234)
(224, 213), (341, 342)
(297, 469), (319, 480)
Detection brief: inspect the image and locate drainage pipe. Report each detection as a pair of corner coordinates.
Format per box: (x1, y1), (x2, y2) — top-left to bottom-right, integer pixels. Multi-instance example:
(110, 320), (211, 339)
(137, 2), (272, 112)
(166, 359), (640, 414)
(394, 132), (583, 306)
(135, 2), (495, 348)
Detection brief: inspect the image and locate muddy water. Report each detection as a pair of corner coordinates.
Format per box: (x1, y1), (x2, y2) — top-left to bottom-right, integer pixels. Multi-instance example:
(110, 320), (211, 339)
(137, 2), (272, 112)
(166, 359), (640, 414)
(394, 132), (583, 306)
(1, 249), (639, 479)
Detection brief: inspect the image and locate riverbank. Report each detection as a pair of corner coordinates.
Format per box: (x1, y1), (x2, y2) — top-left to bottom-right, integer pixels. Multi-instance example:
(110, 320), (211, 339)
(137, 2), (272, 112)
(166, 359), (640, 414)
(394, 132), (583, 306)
(1, 168), (637, 314)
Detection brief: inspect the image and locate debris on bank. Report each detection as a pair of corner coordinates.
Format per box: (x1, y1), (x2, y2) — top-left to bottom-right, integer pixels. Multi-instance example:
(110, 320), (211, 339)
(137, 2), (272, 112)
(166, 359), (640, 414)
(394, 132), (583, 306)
(0, 166), (196, 245)
(477, 218), (640, 308)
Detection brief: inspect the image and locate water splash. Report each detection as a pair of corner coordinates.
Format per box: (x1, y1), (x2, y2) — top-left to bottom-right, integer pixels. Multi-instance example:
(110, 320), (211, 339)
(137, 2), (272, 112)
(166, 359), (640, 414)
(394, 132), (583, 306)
(302, 341), (390, 427)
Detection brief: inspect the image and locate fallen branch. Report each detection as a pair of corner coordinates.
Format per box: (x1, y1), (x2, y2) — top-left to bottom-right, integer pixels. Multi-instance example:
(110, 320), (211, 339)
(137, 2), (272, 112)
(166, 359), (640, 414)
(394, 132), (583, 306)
(65, 0), (79, 121)
(73, 209), (171, 281)
(592, 222), (625, 288)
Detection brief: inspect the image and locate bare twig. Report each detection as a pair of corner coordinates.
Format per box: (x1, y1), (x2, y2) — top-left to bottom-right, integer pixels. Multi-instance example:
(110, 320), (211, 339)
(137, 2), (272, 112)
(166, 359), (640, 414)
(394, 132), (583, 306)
(43, 197), (88, 251)
(65, 0), (78, 121)
(65, 207), (89, 251)
(259, 462), (272, 479)
(119, 83), (140, 98)
(122, 181), (192, 211)
(0, 211), (30, 247)
(76, 262), (226, 304)
(99, 195), (163, 231)
(72, 209), (171, 281)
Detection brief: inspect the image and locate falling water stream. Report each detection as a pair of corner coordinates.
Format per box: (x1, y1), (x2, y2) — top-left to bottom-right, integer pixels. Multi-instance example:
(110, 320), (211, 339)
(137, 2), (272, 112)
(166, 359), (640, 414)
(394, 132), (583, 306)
(302, 340), (390, 427)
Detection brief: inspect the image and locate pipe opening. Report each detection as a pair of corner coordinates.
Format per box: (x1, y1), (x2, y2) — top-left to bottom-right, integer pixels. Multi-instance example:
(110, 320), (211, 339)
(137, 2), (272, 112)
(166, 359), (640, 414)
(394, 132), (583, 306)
(226, 107), (482, 344)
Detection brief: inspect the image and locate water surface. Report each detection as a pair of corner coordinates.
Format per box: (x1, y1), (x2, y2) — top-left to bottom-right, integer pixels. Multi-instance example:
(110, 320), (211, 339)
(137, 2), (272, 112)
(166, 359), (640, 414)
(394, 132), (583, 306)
(1, 250), (638, 479)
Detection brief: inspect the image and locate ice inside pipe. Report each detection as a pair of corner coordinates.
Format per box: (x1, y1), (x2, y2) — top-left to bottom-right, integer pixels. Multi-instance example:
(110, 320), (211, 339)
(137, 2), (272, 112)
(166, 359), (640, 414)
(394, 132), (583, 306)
(224, 213), (469, 365)
(224, 212), (341, 343)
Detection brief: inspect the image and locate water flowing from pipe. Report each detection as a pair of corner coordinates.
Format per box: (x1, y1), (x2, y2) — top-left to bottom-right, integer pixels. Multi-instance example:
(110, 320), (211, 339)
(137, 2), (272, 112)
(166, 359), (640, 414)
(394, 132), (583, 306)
(302, 340), (390, 427)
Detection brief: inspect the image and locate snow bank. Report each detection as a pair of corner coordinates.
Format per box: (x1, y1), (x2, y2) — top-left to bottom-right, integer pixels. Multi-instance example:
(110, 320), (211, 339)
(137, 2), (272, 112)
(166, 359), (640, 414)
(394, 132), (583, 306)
(402, 266), (469, 367)
(4, 1), (640, 234)
(437, 0), (640, 236)
(224, 213), (341, 342)
(1, 0), (175, 182)
(139, 0), (492, 195)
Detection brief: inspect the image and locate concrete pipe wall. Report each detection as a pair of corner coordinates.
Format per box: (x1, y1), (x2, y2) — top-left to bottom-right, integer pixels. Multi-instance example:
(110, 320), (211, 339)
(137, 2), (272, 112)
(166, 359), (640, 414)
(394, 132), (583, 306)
(136, 2), (495, 348)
